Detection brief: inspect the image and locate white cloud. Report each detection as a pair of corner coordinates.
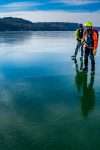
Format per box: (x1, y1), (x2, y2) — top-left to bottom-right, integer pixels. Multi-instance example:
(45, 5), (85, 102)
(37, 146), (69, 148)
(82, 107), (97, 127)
(0, 2), (40, 11)
(57, 0), (100, 5)
(0, 1), (99, 13)
(3, 2), (37, 8)
(0, 11), (100, 26)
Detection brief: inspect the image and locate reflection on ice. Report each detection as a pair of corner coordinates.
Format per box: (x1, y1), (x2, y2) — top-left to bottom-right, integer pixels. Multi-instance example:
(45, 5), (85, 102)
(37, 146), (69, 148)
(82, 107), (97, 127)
(73, 58), (95, 118)
(0, 31), (75, 62)
(0, 31), (32, 44)
(0, 31), (100, 150)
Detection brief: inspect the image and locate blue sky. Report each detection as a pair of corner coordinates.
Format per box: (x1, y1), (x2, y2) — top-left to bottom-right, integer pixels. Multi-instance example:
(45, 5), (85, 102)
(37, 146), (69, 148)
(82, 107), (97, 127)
(0, 0), (100, 25)
(0, 0), (100, 12)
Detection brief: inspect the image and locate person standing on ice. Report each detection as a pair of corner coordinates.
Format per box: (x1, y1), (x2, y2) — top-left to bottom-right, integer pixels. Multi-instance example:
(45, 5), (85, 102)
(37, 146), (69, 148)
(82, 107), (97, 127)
(72, 24), (84, 60)
(82, 21), (99, 74)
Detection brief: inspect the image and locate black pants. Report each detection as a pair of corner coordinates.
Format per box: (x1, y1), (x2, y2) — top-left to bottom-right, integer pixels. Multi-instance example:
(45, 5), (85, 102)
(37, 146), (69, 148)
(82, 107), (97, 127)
(84, 47), (95, 71)
(75, 40), (83, 57)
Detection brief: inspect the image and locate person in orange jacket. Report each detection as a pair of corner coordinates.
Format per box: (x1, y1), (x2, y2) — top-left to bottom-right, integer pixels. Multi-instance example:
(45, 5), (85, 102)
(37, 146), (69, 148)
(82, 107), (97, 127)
(82, 21), (99, 74)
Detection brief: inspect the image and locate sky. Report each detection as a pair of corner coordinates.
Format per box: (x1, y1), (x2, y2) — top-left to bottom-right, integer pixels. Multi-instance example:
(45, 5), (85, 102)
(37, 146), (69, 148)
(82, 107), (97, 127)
(0, 0), (100, 25)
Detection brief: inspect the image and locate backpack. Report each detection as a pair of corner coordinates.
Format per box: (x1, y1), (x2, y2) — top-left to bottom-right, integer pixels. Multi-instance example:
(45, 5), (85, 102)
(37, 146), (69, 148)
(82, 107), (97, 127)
(83, 29), (99, 49)
(76, 28), (83, 41)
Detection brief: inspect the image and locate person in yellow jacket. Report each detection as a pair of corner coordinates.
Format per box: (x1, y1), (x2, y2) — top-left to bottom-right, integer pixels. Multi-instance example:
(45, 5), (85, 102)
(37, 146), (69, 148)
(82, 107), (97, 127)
(72, 24), (84, 59)
(82, 21), (99, 74)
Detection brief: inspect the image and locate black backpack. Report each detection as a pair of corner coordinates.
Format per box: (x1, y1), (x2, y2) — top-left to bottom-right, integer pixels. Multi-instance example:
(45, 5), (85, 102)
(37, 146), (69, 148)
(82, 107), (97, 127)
(78, 28), (84, 39)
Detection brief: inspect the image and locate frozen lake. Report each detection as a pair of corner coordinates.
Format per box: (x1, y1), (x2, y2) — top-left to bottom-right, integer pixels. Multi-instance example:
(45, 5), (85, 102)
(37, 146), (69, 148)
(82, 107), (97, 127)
(0, 31), (100, 150)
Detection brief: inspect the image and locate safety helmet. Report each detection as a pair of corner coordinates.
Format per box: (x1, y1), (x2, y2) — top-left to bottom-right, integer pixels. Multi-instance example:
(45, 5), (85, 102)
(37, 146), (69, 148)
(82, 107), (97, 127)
(84, 21), (93, 27)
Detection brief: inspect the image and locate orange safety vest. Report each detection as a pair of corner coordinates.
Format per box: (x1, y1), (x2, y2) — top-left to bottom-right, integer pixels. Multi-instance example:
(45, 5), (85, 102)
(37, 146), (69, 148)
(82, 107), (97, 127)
(83, 29), (99, 50)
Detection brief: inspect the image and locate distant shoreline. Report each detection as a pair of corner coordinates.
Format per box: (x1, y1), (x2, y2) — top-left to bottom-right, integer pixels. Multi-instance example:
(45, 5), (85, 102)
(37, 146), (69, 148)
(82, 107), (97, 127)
(0, 17), (99, 32)
(0, 17), (79, 31)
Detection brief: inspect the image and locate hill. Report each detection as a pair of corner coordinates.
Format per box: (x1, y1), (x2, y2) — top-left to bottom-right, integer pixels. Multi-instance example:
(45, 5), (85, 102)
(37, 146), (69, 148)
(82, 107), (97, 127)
(0, 17), (99, 31)
(0, 17), (79, 31)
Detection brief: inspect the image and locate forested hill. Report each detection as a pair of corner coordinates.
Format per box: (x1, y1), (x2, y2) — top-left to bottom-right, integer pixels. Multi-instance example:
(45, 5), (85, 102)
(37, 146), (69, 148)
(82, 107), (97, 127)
(0, 17), (99, 31)
(0, 17), (79, 31)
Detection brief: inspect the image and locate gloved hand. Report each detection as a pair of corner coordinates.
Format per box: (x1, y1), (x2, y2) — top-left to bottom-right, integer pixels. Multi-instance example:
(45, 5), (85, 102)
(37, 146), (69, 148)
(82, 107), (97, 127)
(93, 49), (96, 56)
(81, 39), (85, 44)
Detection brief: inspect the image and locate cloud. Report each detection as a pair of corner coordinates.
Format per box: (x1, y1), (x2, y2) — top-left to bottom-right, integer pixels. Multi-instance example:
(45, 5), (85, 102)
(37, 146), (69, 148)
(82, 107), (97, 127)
(0, 2), (41, 12)
(0, 0), (99, 12)
(57, 0), (100, 5)
(43, 0), (100, 12)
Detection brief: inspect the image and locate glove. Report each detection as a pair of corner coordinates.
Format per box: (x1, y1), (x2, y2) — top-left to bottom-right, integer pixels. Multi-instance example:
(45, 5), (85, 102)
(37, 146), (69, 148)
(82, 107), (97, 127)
(93, 49), (96, 56)
(81, 39), (85, 44)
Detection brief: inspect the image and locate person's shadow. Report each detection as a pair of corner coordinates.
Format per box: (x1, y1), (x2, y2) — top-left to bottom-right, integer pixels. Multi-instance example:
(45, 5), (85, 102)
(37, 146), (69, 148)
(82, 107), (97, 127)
(73, 58), (95, 118)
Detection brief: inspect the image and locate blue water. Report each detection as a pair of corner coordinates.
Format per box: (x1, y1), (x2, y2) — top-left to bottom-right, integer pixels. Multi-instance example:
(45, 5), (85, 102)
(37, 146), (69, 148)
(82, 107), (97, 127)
(0, 31), (100, 150)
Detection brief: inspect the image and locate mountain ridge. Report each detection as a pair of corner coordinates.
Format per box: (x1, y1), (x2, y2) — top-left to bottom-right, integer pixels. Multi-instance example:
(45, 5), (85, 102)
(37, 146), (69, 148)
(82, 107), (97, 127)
(0, 17), (79, 31)
(0, 17), (99, 31)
